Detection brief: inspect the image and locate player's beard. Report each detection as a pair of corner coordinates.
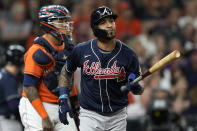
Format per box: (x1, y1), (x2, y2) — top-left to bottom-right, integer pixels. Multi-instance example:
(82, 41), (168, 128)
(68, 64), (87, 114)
(94, 26), (116, 41)
(106, 28), (116, 40)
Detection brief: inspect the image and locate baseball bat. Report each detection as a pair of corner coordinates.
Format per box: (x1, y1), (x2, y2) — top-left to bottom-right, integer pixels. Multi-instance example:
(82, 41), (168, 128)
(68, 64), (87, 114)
(121, 50), (181, 92)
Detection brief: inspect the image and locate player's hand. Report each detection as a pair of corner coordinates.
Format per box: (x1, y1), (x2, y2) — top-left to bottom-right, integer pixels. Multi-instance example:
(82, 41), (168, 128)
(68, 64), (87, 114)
(127, 73), (144, 95)
(42, 116), (53, 131)
(58, 87), (73, 125)
(126, 82), (144, 95)
(59, 98), (73, 125)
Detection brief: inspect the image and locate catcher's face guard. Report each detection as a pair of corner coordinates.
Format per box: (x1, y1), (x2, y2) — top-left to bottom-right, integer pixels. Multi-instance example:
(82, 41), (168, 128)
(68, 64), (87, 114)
(39, 5), (73, 41)
(48, 17), (73, 35)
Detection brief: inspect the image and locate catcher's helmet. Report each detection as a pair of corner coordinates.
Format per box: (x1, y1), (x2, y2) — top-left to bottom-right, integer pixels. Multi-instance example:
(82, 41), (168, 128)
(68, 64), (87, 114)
(39, 5), (73, 42)
(90, 6), (117, 40)
(6, 44), (25, 66)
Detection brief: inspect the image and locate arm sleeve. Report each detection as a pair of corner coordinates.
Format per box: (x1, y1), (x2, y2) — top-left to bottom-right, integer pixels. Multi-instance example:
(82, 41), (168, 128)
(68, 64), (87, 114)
(65, 45), (81, 73)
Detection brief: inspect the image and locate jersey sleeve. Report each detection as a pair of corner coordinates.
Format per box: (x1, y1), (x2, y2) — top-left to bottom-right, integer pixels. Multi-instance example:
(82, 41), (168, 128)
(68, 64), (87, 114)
(23, 74), (39, 87)
(128, 51), (141, 78)
(24, 46), (44, 78)
(65, 45), (81, 73)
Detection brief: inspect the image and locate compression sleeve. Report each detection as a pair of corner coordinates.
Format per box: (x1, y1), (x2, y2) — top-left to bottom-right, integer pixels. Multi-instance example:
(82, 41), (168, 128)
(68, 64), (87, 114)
(31, 98), (48, 119)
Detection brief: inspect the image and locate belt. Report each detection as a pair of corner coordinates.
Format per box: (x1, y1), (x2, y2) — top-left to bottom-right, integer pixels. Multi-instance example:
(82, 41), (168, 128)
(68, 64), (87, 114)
(95, 108), (125, 116)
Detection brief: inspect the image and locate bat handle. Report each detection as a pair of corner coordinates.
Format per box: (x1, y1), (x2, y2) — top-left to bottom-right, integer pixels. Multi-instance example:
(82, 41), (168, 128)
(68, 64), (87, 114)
(120, 76), (143, 92)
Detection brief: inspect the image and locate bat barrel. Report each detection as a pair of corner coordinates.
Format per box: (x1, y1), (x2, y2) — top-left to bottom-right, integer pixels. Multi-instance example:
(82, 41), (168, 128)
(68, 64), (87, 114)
(149, 50), (181, 73)
(174, 50), (181, 58)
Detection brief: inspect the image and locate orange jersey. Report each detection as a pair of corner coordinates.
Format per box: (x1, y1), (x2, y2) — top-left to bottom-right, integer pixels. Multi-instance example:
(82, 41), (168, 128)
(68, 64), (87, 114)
(22, 35), (77, 103)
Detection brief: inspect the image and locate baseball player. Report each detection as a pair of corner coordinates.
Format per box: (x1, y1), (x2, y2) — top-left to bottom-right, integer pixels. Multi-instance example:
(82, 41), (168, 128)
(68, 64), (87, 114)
(19, 5), (78, 131)
(58, 6), (144, 131)
(0, 44), (25, 131)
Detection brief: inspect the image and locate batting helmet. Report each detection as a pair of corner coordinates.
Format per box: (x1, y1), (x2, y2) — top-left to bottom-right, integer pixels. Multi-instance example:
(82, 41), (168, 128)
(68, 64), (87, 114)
(39, 5), (73, 42)
(90, 6), (117, 40)
(6, 44), (25, 66)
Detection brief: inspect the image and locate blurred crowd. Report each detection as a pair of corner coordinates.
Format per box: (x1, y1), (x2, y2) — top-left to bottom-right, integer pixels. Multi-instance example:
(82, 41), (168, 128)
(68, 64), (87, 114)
(0, 0), (197, 130)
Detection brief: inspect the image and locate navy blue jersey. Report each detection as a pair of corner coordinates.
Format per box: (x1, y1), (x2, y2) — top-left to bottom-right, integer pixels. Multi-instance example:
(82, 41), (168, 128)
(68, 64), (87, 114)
(66, 39), (140, 113)
(0, 69), (20, 116)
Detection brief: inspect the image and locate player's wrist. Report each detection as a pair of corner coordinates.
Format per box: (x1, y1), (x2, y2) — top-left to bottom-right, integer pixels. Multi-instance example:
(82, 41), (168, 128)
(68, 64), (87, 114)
(59, 87), (70, 100)
(59, 94), (68, 99)
(128, 73), (136, 82)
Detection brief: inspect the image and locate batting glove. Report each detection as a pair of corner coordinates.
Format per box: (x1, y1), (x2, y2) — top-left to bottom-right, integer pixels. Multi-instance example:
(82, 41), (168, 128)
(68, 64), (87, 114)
(126, 73), (142, 95)
(59, 87), (73, 125)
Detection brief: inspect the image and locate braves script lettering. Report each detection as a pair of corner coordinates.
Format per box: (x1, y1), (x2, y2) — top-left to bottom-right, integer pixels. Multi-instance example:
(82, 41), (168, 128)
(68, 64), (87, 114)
(83, 60), (126, 82)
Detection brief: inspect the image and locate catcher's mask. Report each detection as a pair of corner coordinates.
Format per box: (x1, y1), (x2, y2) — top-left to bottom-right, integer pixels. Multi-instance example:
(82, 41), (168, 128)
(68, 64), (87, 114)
(39, 5), (73, 42)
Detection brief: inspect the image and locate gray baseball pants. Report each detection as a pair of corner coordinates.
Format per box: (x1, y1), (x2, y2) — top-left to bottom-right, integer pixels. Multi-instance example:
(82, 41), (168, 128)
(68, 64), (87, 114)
(79, 107), (127, 131)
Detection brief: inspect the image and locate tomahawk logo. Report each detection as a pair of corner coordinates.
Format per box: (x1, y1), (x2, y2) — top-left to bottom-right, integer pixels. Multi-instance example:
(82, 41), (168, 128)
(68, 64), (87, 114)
(97, 7), (112, 17)
(83, 60), (126, 82)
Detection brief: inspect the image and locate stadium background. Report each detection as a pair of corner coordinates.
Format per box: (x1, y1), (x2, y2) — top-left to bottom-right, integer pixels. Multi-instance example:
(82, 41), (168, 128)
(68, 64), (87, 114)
(0, 0), (197, 130)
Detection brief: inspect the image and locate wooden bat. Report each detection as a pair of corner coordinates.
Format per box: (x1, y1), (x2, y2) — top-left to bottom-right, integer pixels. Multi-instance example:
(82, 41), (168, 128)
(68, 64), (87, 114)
(121, 50), (181, 92)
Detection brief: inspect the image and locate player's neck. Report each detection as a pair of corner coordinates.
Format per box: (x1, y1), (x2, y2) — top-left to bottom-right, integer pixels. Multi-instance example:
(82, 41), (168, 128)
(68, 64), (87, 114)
(45, 33), (62, 46)
(97, 39), (116, 51)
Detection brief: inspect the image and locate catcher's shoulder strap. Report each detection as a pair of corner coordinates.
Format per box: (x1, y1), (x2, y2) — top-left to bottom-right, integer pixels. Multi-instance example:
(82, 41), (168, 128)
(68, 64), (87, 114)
(32, 37), (54, 66)
(33, 36), (56, 53)
(33, 49), (52, 66)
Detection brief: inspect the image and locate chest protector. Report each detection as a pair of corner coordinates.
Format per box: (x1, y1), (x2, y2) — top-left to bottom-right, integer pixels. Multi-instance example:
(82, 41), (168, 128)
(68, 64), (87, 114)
(34, 37), (72, 96)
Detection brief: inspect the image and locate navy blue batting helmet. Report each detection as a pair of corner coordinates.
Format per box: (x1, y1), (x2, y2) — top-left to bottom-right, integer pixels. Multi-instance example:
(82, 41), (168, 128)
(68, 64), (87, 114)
(6, 44), (25, 66)
(39, 5), (73, 42)
(90, 6), (117, 40)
